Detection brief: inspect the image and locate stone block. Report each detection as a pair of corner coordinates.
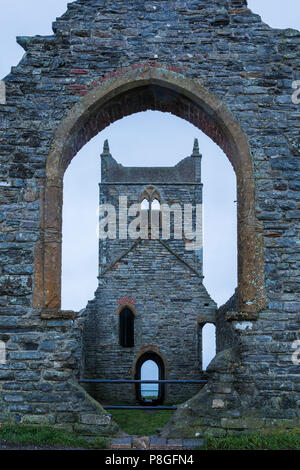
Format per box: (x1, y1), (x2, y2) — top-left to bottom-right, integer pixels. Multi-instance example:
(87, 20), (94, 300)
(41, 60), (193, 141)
(10, 351), (45, 361)
(212, 399), (226, 409)
(284, 302), (300, 313)
(149, 437), (167, 449)
(166, 439), (183, 449)
(109, 437), (132, 449)
(183, 439), (204, 449)
(42, 370), (70, 381)
(23, 414), (55, 425)
(221, 418), (249, 430)
(79, 413), (111, 426)
(132, 436), (150, 449)
(4, 394), (25, 403)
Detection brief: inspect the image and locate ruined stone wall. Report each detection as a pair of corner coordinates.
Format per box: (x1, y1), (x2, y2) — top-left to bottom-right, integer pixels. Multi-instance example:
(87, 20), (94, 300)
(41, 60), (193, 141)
(0, 311), (119, 436)
(0, 0), (299, 436)
(216, 290), (239, 353)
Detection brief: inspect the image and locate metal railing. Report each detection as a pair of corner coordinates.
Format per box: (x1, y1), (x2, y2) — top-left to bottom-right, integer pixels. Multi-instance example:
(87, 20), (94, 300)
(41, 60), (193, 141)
(79, 378), (207, 410)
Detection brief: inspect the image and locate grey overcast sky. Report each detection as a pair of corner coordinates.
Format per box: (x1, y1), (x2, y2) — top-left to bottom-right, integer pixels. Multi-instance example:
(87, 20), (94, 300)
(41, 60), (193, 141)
(0, 1), (299, 368)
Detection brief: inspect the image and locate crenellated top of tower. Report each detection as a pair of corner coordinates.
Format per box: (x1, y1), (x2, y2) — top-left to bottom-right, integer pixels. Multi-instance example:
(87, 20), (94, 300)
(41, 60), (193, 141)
(100, 139), (202, 185)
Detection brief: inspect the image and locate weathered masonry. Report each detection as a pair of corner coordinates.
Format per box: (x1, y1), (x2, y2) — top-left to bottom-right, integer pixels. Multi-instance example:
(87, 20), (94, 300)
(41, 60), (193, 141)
(0, 0), (299, 438)
(82, 139), (216, 405)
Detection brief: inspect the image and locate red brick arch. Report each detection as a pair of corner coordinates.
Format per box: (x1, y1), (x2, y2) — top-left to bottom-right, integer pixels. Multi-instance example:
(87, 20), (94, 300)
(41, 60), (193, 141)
(35, 67), (265, 314)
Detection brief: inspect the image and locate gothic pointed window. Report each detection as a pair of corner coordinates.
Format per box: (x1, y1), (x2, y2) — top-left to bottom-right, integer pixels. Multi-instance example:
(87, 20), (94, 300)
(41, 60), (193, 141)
(150, 198), (161, 239)
(119, 306), (135, 347)
(151, 198), (160, 211)
(140, 189), (162, 239)
(141, 198), (150, 211)
(140, 198), (150, 237)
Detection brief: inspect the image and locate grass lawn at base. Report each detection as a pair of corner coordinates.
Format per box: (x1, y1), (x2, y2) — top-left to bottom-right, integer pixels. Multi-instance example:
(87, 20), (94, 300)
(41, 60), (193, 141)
(0, 424), (107, 449)
(110, 409), (173, 435)
(203, 433), (300, 450)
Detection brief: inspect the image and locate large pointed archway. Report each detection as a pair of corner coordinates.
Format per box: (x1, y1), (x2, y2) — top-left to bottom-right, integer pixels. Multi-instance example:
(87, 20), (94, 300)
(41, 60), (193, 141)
(34, 66), (265, 314)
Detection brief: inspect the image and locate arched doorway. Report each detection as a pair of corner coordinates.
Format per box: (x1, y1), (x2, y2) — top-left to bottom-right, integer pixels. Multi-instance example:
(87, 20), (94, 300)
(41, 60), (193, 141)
(34, 67), (265, 315)
(135, 352), (165, 405)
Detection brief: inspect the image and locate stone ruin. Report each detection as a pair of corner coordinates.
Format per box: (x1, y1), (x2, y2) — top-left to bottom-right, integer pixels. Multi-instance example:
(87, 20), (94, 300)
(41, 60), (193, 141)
(0, 0), (299, 438)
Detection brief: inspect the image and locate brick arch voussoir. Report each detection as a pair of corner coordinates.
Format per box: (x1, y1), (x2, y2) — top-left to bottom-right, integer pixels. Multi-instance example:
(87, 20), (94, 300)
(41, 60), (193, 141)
(37, 67), (265, 313)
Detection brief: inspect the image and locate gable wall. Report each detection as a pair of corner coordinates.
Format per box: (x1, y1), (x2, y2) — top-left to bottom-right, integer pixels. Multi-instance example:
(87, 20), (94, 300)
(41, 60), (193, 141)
(0, 0), (299, 435)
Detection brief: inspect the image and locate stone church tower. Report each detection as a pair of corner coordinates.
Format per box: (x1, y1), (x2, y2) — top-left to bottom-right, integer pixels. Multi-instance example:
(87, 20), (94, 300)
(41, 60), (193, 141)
(82, 140), (217, 405)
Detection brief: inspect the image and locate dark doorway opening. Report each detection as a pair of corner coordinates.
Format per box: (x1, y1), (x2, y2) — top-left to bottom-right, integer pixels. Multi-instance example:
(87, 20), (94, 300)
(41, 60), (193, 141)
(135, 352), (165, 405)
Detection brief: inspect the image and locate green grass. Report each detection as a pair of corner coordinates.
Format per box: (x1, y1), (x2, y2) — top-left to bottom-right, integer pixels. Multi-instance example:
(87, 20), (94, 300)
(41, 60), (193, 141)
(5, 423), (299, 450)
(0, 424), (107, 449)
(110, 409), (173, 435)
(203, 433), (300, 450)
